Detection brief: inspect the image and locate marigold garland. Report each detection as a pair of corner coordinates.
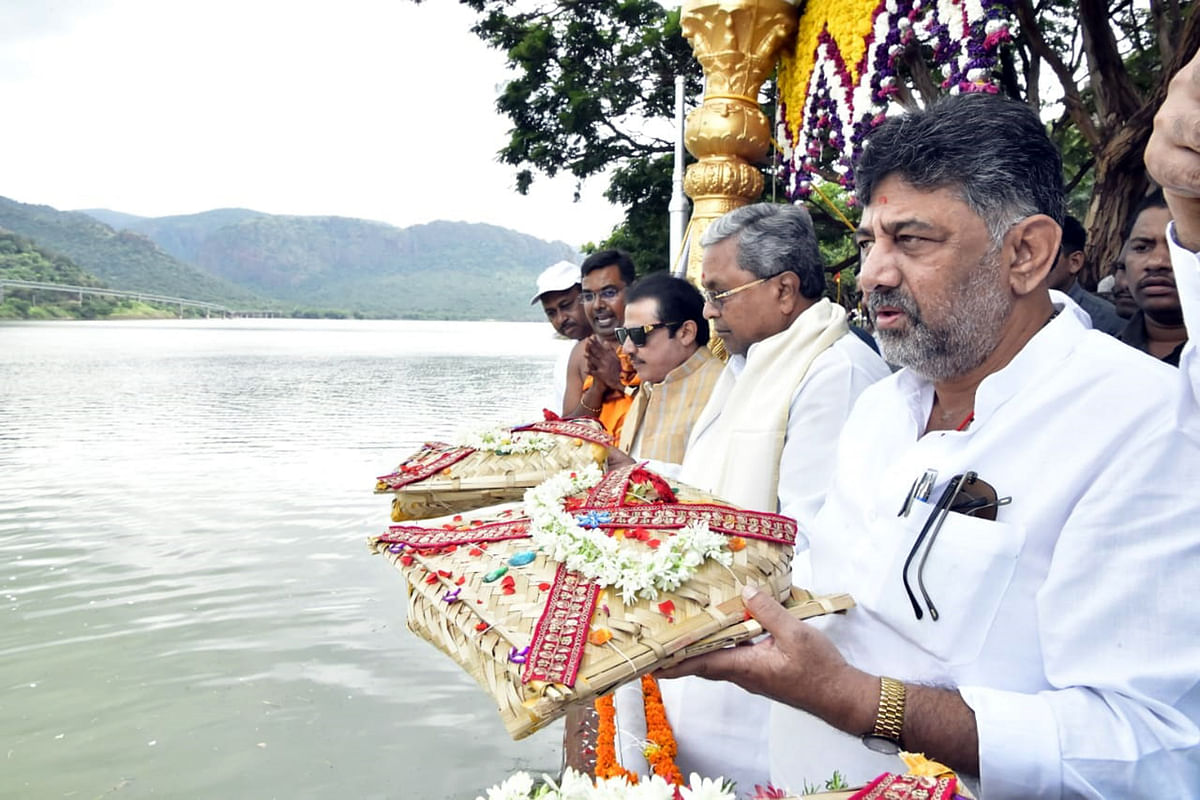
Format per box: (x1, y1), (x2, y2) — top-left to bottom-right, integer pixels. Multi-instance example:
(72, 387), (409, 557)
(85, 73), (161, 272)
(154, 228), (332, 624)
(594, 694), (639, 783)
(591, 676), (683, 786)
(639, 675), (684, 785)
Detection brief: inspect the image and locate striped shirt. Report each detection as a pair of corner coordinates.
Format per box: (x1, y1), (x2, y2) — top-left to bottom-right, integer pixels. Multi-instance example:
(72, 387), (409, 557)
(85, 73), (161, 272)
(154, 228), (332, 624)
(620, 346), (724, 463)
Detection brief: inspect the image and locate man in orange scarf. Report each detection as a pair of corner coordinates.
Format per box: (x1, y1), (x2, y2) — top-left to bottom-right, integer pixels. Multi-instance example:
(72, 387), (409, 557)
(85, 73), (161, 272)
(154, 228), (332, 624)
(564, 249), (641, 438)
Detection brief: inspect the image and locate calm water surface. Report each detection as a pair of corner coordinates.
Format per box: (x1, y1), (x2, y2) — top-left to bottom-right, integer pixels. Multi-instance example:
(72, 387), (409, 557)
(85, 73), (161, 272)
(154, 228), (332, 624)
(0, 319), (570, 799)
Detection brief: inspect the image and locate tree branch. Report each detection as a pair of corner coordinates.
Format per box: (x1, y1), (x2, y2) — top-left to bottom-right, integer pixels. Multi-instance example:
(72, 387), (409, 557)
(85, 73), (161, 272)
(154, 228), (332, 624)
(1078, 0), (1144, 125)
(1015, 0), (1101, 147)
(1065, 157), (1096, 194)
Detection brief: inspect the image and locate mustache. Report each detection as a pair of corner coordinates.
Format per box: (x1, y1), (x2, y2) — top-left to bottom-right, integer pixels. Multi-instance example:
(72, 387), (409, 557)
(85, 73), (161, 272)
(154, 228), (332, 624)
(1136, 274), (1177, 291)
(866, 288), (922, 323)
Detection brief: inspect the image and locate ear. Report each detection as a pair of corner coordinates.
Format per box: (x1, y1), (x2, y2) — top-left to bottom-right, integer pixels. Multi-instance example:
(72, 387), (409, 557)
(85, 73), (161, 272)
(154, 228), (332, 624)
(1007, 215), (1061, 296)
(676, 319), (698, 347)
(1066, 249), (1087, 277)
(774, 270), (803, 312)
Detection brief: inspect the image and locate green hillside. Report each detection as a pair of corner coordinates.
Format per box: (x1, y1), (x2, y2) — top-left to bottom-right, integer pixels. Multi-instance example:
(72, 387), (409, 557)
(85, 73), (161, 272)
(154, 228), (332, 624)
(93, 209), (578, 320)
(0, 197), (262, 307)
(3, 194), (581, 320)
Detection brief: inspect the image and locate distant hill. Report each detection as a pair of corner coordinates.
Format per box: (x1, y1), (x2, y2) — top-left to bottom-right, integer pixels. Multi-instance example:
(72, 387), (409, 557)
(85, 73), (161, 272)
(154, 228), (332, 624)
(0, 198), (262, 307)
(80, 208), (578, 319)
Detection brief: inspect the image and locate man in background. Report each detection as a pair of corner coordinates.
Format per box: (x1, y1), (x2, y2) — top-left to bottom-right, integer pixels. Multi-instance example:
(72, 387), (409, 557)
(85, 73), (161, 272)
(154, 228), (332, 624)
(531, 260), (589, 413)
(564, 249), (640, 437)
(1117, 190), (1189, 365)
(1044, 214), (1124, 334)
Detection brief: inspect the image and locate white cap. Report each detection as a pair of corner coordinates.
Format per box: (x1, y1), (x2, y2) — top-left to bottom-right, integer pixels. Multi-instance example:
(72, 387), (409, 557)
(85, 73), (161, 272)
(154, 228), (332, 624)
(530, 260), (581, 304)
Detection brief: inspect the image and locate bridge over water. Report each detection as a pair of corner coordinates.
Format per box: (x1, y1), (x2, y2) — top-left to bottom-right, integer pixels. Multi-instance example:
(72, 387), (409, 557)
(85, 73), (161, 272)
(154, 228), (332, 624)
(0, 279), (277, 318)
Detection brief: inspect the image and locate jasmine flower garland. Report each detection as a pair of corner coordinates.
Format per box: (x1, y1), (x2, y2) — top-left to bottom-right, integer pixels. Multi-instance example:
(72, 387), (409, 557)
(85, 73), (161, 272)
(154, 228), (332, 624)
(454, 426), (557, 456)
(523, 466), (732, 604)
(476, 769), (736, 800)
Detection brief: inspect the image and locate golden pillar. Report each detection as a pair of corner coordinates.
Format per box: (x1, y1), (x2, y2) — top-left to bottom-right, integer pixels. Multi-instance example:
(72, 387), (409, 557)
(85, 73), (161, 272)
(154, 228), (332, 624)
(680, 0), (798, 286)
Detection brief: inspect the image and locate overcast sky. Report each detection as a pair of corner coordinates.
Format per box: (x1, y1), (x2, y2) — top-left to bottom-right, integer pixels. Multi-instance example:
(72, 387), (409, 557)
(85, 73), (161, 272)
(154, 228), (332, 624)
(0, 0), (629, 247)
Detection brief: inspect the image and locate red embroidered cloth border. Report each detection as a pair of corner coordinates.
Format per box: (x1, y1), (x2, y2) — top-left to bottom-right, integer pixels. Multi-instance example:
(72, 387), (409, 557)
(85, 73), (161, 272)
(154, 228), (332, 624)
(512, 419), (614, 447)
(849, 773), (958, 800)
(379, 518), (531, 548)
(572, 503), (797, 545)
(585, 463), (639, 507)
(521, 563), (601, 685)
(376, 443), (474, 489)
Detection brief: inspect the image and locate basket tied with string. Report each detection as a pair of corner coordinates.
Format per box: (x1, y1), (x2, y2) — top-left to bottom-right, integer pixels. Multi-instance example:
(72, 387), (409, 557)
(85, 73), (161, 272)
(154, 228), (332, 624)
(369, 461), (854, 739)
(375, 417), (612, 522)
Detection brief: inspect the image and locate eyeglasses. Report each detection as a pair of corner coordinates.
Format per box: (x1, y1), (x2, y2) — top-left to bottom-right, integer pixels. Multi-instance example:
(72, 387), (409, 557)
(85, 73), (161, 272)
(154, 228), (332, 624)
(901, 472), (1011, 621)
(614, 322), (680, 347)
(581, 286), (622, 304)
(702, 274), (778, 310)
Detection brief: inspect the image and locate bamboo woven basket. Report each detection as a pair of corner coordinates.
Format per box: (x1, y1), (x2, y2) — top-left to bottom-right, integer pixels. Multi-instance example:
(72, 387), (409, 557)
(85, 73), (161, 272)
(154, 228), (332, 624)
(375, 419), (611, 522)
(368, 463), (854, 740)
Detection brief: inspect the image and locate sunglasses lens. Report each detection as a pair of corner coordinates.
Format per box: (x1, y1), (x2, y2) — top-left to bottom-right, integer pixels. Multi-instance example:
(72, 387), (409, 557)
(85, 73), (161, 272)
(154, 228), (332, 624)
(629, 328), (647, 346)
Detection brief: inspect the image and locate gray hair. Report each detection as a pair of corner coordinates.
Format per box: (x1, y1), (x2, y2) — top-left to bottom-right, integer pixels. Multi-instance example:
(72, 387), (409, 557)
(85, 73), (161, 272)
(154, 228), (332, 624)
(699, 203), (825, 299)
(855, 93), (1064, 248)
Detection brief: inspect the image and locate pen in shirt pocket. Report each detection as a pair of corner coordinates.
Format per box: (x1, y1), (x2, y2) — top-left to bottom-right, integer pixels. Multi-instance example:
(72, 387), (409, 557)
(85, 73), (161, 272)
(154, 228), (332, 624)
(898, 468), (938, 517)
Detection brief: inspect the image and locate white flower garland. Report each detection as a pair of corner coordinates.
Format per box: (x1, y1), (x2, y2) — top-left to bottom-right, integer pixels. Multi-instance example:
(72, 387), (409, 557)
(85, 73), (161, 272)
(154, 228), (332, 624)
(477, 768), (736, 800)
(454, 426), (557, 456)
(523, 466), (732, 604)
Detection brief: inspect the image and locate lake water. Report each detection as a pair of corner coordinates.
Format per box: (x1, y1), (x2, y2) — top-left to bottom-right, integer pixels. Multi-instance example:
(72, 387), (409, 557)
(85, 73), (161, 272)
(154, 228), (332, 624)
(0, 319), (572, 799)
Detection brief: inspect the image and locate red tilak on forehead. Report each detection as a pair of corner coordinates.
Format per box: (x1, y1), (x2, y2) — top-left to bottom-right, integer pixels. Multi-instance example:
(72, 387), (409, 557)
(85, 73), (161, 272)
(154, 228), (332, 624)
(879, 196), (888, 204)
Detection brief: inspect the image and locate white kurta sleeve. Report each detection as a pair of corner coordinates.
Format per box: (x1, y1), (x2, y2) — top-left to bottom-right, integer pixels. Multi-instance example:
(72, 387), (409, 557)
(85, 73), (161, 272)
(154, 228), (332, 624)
(1168, 220), (1200, 409)
(961, 410), (1200, 798)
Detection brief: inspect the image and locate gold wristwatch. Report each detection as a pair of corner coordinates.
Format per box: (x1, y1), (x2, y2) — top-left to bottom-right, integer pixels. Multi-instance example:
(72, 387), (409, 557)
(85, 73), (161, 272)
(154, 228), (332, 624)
(861, 676), (906, 754)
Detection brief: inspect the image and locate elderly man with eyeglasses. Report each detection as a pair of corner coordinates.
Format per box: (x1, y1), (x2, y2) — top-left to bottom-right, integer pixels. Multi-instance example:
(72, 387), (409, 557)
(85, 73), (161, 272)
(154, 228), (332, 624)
(622, 201), (888, 792)
(662, 93), (1200, 799)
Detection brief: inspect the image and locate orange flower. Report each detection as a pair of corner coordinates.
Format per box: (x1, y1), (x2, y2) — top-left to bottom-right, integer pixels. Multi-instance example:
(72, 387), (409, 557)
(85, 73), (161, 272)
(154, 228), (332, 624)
(588, 628), (613, 646)
(728, 536), (747, 552)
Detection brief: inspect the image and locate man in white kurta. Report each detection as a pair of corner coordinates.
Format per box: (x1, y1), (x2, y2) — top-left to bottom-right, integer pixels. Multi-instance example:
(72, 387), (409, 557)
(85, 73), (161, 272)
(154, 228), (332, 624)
(665, 93), (1200, 798)
(625, 204), (888, 792)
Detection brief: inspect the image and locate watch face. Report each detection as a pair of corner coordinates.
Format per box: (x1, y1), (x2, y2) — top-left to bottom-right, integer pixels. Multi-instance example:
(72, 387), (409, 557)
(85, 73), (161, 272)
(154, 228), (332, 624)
(861, 734), (901, 755)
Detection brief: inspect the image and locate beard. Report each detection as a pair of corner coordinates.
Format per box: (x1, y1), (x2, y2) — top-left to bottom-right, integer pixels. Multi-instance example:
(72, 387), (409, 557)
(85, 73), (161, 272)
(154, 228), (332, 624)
(868, 254), (1013, 382)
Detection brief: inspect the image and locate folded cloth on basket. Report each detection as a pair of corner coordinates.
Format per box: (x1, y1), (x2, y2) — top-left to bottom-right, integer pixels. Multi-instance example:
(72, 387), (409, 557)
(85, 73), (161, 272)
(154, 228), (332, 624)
(375, 418), (611, 521)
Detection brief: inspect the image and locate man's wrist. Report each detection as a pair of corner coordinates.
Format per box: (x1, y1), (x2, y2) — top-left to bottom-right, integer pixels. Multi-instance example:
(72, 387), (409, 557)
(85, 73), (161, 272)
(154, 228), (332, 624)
(1166, 206), (1200, 252)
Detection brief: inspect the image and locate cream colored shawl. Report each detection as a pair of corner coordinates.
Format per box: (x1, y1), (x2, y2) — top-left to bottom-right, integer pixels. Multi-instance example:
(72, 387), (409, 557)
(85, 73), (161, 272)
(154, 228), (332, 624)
(682, 298), (849, 512)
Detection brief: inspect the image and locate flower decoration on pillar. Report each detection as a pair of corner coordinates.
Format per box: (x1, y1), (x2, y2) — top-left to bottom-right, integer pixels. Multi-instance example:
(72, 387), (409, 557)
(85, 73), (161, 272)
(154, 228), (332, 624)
(777, 0), (1015, 198)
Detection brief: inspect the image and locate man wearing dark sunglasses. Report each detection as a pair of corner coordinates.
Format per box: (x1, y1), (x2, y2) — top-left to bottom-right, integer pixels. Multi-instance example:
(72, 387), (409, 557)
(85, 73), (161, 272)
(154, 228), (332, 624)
(610, 272), (723, 464)
(666, 93), (1200, 799)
